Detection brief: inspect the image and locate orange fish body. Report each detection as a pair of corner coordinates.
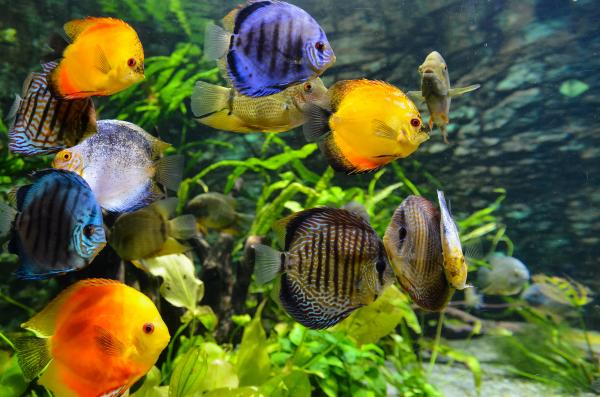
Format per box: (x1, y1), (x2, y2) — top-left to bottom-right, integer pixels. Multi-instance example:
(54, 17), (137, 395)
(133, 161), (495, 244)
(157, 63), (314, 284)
(304, 80), (429, 174)
(19, 279), (169, 397)
(49, 18), (144, 99)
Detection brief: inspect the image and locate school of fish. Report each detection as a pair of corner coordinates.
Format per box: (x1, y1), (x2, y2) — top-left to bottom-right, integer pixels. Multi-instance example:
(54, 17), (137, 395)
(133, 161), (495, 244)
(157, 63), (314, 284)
(1, 1), (498, 395)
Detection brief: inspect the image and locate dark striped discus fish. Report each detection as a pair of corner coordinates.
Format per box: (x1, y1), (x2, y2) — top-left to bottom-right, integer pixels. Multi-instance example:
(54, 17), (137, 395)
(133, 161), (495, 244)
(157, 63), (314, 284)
(8, 62), (97, 156)
(383, 196), (453, 311)
(204, 1), (335, 97)
(0, 169), (106, 280)
(253, 207), (394, 329)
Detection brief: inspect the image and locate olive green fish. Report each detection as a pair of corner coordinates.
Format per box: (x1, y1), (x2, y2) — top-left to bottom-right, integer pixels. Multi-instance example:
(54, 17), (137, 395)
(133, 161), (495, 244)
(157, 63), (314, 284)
(437, 190), (468, 290)
(408, 51), (480, 143)
(253, 207), (394, 329)
(186, 192), (250, 235)
(109, 198), (197, 261)
(384, 195), (453, 311)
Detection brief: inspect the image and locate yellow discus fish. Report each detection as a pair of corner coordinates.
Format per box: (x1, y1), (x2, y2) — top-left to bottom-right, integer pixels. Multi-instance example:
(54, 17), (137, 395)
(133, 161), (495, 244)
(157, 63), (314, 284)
(304, 79), (429, 174)
(191, 78), (328, 133)
(49, 17), (144, 99)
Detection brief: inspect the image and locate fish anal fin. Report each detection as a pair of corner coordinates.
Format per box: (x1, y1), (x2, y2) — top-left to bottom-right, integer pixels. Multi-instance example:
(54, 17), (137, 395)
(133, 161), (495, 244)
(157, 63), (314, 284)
(449, 84), (481, 97)
(94, 45), (112, 74)
(155, 155), (184, 192)
(94, 326), (125, 356)
(204, 23), (231, 61)
(153, 237), (190, 257)
(151, 197), (179, 219)
(372, 119), (398, 140)
(253, 244), (284, 284)
(302, 103), (332, 142)
(14, 336), (51, 381)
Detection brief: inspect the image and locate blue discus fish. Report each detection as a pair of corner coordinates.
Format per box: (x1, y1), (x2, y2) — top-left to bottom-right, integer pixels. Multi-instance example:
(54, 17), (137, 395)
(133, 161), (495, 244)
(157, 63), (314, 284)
(205, 0), (336, 97)
(0, 169), (106, 279)
(8, 62), (96, 156)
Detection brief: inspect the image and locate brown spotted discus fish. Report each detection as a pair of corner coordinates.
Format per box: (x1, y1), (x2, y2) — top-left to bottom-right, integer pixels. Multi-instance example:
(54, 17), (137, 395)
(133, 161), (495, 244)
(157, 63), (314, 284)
(384, 196), (453, 311)
(253, 207), (394, 329)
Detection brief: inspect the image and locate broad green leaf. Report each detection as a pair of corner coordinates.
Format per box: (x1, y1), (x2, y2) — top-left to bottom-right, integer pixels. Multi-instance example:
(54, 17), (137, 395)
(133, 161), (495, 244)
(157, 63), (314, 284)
(169, 347), (208, 397)
(136, 254), (203, 315)
(196, 359), (239, 392)
(236, 302), (270, 386)
(0, 353), (28, 397)
(203, 386), (261, 397)
(337, 285), (420, 345)
(131, 366), (168, 397)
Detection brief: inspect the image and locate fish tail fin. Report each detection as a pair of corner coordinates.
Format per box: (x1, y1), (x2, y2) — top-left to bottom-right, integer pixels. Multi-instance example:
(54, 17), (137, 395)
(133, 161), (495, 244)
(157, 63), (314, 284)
(303, 104), (332, 142)
(204, 23), (231, 60)
(15, 336), (52, 381)
(191, 81), (231, 118)
(253, 244), (285, 285)
(155, 155), (184, 192)
(168, 215), (197, 240)
(0, 201), (17, 241)
(448, 84), (481, 97)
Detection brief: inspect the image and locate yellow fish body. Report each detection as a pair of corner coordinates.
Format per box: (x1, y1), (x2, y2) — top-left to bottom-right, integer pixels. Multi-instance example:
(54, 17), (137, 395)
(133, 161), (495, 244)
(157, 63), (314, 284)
(304, 79), (429, 174)
(49, 17), (144, 99)
(191, 78), (328, 133)
(437, 190), (468, 290)
(15, 279), (170, 397)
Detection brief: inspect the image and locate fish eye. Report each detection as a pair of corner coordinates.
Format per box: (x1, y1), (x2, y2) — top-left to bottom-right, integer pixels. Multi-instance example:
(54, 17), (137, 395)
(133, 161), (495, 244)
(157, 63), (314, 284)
(376, 260), (386, 273)
(127, 58), (137, 67)
(410, 118), (421, 128)
(303, 82), (313, 92)
(61, 151), (72, 161)
(398, 227), (407, 241)
(83, 225), (96, 238)
(443, 64), (448, 70)
(315, 41), (325, 52)
(143, 323), (155, 334)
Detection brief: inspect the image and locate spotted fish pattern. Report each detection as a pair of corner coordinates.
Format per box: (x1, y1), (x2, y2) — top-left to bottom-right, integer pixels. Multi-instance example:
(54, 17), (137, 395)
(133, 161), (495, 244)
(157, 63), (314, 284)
(9, 62), (96, 156)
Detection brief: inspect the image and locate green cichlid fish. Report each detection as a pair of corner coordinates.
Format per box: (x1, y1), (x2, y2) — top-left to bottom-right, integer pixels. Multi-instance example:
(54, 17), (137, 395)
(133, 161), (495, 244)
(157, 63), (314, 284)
(384, 195), (453, 311)
(109, 198), (197, 261)
(408, 51), (480, 143)
(186, 192), (250, 235)
(437, 190), (468, 290)
(477, 253), (530, 296)
(253, 207), (394, 329)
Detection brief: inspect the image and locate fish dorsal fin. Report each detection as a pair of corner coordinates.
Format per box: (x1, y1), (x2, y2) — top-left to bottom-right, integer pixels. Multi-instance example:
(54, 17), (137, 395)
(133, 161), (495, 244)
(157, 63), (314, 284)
(94, 45), (112, 74)
(302, 104), (332, 142)
(448, 84), (481, 97)
(372, 119), (398, 140)
(94, 326), (125, 356)
(233, 1), (273, 33)
(151, 197), (178, 220)
(14, 336), (51, 381)
(406, 90), (425, 103)
(155, 155), (184, 192)
(274, 208), (325, 250)
(63, 17), (123, 41)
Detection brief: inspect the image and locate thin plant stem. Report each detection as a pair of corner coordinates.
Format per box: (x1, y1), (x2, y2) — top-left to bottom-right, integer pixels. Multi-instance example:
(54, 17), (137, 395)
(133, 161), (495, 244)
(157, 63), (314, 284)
(0, 331), (15, 350)
(0, 290), (35, 315)
(428, 312), (445, 375)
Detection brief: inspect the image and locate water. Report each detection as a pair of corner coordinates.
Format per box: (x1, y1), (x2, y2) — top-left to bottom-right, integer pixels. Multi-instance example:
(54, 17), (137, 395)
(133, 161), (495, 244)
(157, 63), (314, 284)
(0, 1), (599, 396)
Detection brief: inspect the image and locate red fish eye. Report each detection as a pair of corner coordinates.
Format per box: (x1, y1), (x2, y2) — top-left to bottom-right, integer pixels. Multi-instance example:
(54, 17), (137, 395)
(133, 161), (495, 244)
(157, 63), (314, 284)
(315, 41), (325, 52)
(410, 118), (421, 128)
(143, 323), (154, 334)
(127, 58), (137, 67)
(83, 225), (95, 238)
(62, 152), (71, 161)
(303, 82), (312, 92)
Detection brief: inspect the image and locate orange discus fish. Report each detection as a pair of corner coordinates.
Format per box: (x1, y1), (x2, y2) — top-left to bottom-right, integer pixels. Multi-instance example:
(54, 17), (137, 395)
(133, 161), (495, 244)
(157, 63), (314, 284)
(15, 279), (170, 397)
(303, 79), (430, 174)
(49, 17), (145, 99)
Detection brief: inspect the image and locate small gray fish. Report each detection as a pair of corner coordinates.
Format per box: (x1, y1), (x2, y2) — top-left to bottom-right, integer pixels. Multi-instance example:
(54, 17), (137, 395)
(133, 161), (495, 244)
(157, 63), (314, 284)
(253, 207), (394, 329)
(477, 253), (530, 296)
(186, 192), (251, 235)
(408, 51), (480, 143)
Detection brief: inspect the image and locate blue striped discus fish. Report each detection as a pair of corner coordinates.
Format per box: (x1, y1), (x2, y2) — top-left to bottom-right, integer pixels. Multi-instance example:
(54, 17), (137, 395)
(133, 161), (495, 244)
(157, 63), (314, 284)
(204, 1), (335, 97)
(0, 169), (106, 279)
(253, 207), (394, 329)
(383, 196), (452, 311)
(8, 62), (96, 156)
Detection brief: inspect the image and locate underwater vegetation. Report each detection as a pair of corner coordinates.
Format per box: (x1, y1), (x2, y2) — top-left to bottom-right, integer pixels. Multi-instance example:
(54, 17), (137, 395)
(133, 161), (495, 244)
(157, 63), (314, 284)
(0, 0), (598, 396)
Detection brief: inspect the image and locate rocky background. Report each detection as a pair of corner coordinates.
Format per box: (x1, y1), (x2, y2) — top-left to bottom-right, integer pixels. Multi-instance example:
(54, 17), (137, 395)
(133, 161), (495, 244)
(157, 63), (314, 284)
(0, 0), (599, 325)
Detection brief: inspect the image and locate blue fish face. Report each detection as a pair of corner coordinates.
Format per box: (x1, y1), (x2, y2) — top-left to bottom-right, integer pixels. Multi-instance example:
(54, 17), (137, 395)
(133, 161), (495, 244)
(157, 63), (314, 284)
(305, 30), (336, 73)
(70, 195), (106, 261)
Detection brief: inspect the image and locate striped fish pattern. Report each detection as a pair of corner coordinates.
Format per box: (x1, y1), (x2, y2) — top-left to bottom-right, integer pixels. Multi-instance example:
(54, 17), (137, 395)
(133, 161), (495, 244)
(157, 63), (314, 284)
(208, 1), (335, 97)
(255, 207), (394, 329)
(9, 169), (106, 279)
(383, 195), (453, 311)
(8, 62), (96, 156)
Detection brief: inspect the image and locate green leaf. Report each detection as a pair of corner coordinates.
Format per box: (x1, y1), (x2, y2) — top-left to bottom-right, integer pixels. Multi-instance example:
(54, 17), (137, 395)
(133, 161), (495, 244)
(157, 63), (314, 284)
(196, 358), (239, 392)
(169, 347), (208, 397)
(131, 366), (168, 397)
(203, 386), (261, 397)
(0, 352), (28, 397)
(136, 254), (203, 316)
(236, 302), (271, 386)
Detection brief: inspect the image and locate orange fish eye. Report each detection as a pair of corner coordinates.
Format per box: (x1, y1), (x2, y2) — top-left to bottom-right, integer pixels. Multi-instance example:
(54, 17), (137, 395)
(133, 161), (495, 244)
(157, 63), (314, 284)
(62, 151), (72, 161)
(143, 323), (155, 334)
(410, 118), (421, 128)
(127, 58), (137, 67)
(303, 82), (313, 92)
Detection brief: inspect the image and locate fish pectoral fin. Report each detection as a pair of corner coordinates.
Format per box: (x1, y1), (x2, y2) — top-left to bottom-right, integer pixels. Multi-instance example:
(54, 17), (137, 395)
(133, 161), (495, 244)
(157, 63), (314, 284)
(372, 119), (398, 140)
(406, 90), (425, 102)
(448, 84), (481, 97)
(204, 23), (231, 60)
(191, 81), (231, 118)
(94, 45), (112, 74)
(14, 336), (52, 381)
(253, 244), (284, 285)
(168, 215), (197, 240)
(302, 103), (332, 142)
(94, 326), (125, 356)
(155, 155), (184, 192)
